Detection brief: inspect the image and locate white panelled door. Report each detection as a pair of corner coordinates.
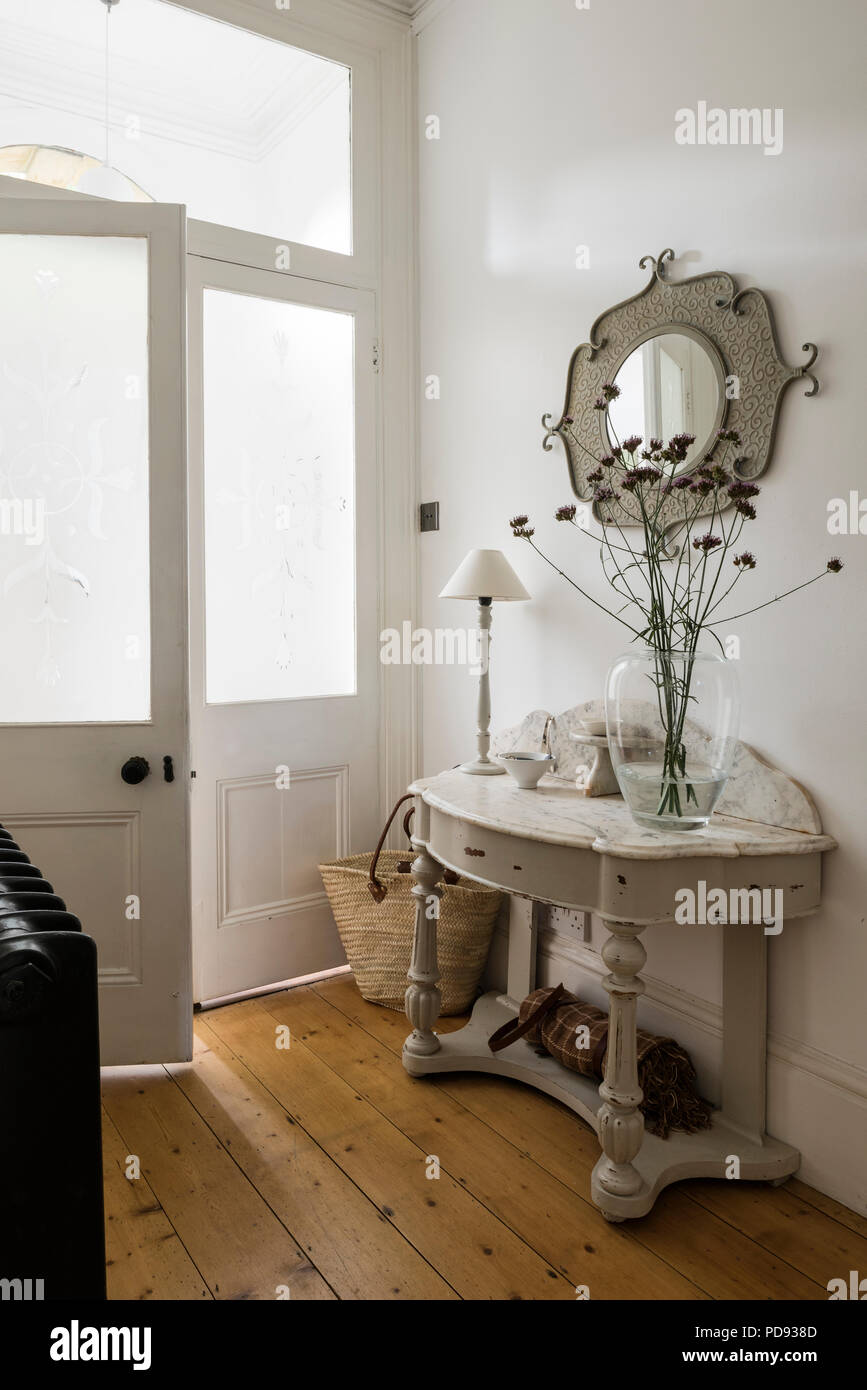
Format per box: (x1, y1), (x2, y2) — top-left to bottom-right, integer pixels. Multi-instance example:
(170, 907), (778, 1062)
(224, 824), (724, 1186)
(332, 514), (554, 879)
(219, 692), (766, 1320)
(0, 197), (191, 1064)
(188, 259), (380, 1002)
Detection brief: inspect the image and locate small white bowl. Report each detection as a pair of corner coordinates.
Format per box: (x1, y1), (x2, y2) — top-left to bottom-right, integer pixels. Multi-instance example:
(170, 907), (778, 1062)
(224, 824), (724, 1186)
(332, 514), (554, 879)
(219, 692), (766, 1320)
(577, 717), (607, 736)
(499, 752), (557, 789)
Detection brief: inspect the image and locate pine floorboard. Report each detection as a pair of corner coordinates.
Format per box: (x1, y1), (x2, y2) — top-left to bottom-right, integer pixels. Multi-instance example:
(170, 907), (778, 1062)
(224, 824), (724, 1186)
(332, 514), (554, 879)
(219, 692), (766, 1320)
(100, 976), (860, 1301)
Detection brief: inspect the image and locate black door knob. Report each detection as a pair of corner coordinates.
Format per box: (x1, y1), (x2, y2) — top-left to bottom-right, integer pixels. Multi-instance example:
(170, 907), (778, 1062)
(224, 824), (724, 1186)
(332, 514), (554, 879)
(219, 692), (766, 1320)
(121, 756), (150, 785)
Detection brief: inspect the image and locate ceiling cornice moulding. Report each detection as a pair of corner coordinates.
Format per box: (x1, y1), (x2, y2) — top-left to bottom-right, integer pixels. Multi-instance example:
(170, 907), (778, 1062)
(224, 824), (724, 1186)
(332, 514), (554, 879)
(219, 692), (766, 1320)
(334, 0), (455, 26)
(411, 0), (456, 31)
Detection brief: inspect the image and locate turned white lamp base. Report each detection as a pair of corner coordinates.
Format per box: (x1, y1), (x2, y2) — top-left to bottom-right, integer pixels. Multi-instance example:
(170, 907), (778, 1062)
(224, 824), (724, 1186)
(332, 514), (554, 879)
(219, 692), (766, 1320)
(460, 757), (505, 776)
(461, 598), (505, 776)
(438, 549), (530, 777)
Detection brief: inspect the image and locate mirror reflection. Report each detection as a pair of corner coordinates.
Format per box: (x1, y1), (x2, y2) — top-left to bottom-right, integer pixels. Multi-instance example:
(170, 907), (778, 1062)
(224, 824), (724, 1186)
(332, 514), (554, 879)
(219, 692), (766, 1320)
(607, 331), (721, 469)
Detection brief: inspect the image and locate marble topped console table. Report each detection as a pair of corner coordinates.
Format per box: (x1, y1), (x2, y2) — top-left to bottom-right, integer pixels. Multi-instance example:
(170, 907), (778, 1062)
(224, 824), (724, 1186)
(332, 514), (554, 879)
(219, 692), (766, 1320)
(401, 703), (836, 1222)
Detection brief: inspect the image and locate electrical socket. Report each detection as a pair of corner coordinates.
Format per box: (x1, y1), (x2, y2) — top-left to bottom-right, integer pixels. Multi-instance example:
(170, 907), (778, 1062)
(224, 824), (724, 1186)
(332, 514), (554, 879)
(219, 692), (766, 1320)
(547, 905), (591, 942)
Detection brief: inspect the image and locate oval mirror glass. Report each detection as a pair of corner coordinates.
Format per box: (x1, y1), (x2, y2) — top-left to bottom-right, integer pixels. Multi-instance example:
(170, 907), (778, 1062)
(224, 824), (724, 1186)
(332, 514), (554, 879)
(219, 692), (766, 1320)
(606, 330), (724, 470)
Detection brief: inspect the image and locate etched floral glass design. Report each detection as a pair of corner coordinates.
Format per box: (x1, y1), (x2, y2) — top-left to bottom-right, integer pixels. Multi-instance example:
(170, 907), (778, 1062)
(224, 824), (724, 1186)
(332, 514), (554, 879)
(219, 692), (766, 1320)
(203, 288), (356, 705)
(0, 234), (150, 723)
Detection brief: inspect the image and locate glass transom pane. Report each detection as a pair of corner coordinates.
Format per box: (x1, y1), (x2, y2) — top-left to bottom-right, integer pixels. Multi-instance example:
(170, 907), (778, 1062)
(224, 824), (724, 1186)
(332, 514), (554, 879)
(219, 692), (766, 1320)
(0, 0), (352, 255)
(203, 288), (356, 705)
(0, 234), (150, 723)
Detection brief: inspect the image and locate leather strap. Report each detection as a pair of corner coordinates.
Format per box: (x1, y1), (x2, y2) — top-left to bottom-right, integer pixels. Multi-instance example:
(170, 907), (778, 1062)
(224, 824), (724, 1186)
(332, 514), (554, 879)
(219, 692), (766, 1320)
(487, 982), (569, 1054)
(368, 794), (415, 902)
(591, 1028), (609, 1078)
(368, 794), (459, 903)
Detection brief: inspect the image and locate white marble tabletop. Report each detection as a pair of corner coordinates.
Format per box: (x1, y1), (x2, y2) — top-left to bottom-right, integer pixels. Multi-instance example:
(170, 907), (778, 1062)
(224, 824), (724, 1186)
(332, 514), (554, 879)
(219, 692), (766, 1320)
(410, 768), (837, 861)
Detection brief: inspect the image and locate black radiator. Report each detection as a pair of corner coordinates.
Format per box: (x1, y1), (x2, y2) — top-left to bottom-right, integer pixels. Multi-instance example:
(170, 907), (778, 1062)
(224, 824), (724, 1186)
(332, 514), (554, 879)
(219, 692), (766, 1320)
(0, 825), (106, 1301)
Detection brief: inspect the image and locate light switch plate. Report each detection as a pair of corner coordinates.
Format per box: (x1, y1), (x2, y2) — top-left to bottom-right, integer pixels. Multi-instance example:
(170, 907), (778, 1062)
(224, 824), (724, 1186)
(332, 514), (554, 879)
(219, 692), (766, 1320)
(419, 501), (440, 532)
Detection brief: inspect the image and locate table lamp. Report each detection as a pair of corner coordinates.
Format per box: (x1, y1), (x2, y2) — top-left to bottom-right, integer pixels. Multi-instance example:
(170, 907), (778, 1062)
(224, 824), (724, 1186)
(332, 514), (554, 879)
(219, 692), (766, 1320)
(439, 548), (530, 775)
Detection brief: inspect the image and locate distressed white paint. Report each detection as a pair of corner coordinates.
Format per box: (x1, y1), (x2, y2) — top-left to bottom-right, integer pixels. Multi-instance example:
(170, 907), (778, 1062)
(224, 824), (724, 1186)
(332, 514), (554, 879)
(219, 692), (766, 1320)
(401, 755), (826, 1217)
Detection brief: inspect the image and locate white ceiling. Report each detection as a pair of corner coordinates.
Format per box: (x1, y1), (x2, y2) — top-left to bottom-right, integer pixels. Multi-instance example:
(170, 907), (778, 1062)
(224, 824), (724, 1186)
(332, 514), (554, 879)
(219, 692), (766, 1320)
(0, 0), (349, 160)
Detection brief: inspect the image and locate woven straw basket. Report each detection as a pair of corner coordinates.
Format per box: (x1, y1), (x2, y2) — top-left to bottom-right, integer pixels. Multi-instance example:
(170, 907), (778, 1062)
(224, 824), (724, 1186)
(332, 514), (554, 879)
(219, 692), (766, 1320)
(319, 796), (502, 1015)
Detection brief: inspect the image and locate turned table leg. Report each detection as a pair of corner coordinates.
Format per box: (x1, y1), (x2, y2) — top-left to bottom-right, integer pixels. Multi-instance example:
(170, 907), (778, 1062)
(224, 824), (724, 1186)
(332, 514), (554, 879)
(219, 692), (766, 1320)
(591, 919), (647, 1216)
(403, 841), (444, 1063)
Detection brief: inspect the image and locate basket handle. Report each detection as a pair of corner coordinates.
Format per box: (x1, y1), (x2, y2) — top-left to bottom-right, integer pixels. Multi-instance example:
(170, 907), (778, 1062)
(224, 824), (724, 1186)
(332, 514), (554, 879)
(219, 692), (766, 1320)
(368, 794), (458, 904)
(368, 794), (415, 902)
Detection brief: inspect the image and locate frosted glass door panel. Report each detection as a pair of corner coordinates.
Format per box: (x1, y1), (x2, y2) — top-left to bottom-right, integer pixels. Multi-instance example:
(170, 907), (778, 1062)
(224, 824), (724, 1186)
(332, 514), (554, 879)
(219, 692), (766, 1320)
(0, 234), (150, 722)
(203, 290), (356, 705)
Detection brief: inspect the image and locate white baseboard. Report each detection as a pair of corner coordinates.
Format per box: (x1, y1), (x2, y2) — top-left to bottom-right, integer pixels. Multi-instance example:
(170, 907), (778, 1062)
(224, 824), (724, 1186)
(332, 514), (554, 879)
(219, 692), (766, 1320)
(483, 918), (867, 1217)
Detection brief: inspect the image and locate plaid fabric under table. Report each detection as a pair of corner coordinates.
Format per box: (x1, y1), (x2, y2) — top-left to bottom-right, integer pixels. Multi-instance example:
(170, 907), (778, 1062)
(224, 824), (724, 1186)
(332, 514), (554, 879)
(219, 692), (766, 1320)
(518, 985), (712, 1139)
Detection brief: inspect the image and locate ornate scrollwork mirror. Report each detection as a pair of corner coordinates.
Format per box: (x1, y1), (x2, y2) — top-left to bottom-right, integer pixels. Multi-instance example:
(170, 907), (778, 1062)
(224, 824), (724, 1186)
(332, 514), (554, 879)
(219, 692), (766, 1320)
(542, 249), (819, 530)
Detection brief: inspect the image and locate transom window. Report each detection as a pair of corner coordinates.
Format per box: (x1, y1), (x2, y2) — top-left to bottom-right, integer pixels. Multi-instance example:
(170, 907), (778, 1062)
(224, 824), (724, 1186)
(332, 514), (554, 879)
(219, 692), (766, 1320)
(0, 0), (352, 254)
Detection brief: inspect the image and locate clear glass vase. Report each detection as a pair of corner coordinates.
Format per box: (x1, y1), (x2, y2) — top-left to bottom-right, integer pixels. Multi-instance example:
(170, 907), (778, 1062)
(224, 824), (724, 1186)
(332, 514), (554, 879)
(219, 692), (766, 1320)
(604, 647), (740, 832)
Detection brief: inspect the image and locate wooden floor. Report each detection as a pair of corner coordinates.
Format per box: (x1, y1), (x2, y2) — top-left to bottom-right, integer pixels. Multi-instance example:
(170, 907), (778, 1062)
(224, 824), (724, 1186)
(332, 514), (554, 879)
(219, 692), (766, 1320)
(101, 975), (867, 1301)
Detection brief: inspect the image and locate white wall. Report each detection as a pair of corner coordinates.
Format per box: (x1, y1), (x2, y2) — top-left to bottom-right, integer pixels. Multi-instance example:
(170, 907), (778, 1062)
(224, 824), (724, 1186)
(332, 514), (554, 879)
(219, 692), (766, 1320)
(416, 0), (867, 1212)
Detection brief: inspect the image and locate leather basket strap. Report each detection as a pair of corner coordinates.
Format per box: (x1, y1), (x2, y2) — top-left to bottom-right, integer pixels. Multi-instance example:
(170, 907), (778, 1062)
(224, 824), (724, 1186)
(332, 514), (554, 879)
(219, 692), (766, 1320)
(487, 982), (568, 1054)
(368, 793), (460, 903)
(368, 794), (415, 903)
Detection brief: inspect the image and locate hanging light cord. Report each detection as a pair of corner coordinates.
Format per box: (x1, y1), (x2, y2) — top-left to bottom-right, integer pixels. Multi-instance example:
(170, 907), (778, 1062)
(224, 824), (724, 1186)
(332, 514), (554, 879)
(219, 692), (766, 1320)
(104, 1), (112, 168)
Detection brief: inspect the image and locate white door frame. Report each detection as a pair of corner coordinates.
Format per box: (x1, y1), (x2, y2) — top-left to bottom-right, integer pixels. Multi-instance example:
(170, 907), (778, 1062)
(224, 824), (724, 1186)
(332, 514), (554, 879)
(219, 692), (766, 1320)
(170, 0), (422, 811)
(163, 0), (421, 825)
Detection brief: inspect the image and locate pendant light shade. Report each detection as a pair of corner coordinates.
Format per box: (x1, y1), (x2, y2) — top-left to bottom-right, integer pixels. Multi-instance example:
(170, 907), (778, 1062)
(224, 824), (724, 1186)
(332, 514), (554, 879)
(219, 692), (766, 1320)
(75, 163), (134, 199)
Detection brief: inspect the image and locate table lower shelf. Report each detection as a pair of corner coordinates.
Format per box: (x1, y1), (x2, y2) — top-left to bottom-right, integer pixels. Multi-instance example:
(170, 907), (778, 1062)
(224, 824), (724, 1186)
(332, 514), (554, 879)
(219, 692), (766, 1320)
(402, 991), (799, 1220)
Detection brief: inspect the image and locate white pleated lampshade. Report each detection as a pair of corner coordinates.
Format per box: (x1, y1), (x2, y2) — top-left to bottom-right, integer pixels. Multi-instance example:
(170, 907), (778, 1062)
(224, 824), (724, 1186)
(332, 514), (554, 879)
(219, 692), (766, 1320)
(75, 164), (137, 200)
(439, 548), (530, 601)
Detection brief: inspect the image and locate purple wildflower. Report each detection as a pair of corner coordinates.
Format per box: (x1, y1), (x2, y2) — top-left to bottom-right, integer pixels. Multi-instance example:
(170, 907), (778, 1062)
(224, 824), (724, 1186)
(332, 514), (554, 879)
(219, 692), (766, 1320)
(689, 476), (716, 496)
(621, 466), (663, 493)
(664, 475), (694, 495)
(667, 432), (696, 462)
(593, 486), (620, 504)
(727, 480), (761, 501)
